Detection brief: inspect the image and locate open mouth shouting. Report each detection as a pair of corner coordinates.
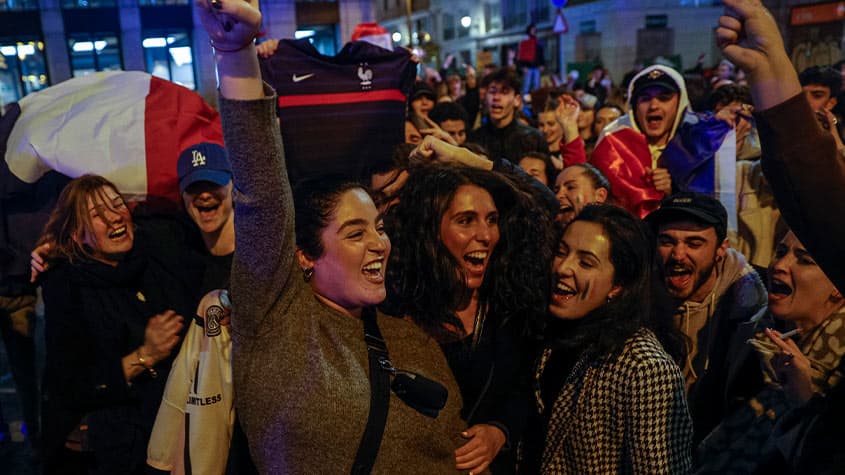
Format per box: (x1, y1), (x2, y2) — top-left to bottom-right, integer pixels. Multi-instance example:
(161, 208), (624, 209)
(768, 276), (793, 302)
(193, 198), (222, 221)
(557, 202), (575, 224)
(362, 257), (386, 284)
(463, 250), (490, 276)
(664, 262), (693, 291)
(645, 113), (665, 130)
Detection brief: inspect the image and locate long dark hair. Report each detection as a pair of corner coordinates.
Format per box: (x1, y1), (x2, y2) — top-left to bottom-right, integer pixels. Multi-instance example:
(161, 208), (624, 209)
(551, 204), (686, 364)
(383, 163), (554, 342)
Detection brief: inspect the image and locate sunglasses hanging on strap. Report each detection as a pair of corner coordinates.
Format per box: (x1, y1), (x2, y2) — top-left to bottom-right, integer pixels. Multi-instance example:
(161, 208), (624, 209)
(351, 307), (449, 474)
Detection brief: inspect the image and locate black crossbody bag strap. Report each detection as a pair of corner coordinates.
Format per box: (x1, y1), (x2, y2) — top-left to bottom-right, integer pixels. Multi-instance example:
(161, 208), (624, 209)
(351, 307), (391, 475)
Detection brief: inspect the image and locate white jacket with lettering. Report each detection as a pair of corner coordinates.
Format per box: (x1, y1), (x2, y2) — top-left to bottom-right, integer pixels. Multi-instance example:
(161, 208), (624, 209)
(147, 290), (234, 475)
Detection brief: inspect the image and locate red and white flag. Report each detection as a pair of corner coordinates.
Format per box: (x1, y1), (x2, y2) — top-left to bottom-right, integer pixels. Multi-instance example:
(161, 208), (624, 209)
(4, 70), (223, 206)
(0, 71), (223, 281)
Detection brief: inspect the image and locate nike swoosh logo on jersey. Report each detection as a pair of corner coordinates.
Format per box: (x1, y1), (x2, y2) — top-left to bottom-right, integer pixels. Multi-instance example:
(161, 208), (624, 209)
(292, 73), (315, 82)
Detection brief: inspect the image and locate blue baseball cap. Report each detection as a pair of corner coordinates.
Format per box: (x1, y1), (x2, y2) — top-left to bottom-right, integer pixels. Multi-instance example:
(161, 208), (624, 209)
(177, 142), (232, 194)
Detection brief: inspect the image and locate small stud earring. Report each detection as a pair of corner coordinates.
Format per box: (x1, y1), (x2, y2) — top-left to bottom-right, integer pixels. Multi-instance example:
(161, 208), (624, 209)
(302, 267), (314, 282)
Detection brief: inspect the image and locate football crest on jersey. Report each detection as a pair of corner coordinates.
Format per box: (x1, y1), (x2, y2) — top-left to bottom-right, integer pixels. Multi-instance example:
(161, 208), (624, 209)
(358, 63), (373, 90)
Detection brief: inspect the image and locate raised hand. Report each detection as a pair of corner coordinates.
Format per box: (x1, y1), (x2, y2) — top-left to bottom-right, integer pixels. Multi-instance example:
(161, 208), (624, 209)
(555, 94), (581, 144)
(716, 0), (800, 109)
(418, 115), (458, 145)
(195, 0), (261, 52)
(256, 38), (280, 58)
(410, 135), (492, 170)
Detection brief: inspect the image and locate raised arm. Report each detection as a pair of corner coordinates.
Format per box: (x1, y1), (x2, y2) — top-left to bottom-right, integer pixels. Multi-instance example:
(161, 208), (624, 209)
(716, 0), (801, 110)
(196, 0), (263, 100)
(718, 0), (845, 291)
(196, 0), (296, 336)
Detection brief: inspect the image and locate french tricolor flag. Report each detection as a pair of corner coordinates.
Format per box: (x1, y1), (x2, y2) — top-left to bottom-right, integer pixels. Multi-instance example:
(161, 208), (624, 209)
(592, 111), (734, 223)
(0, 71), (223, 280)
(3, 71), (223, 206)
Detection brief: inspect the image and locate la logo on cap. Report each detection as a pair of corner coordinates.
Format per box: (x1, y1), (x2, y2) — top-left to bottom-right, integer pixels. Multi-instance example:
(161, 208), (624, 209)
(192, 150), (207, 167)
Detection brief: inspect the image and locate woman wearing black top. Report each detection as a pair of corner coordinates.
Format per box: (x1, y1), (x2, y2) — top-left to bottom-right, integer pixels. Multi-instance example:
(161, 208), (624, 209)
(384, 163), (554, 473)
(37, 175), (190, 474)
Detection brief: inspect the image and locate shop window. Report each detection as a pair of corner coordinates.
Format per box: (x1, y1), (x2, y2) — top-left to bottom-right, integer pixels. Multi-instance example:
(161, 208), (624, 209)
(443, 13), (455, 41)
(68, 35), (121, 77)
(0, 40), (48, 105)
(143, 30), (195, 89)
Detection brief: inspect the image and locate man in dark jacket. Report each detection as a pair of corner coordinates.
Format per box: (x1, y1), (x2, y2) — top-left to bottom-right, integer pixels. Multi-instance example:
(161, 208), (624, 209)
(646, 192), (767, 444)
(468, 68), (548, 163)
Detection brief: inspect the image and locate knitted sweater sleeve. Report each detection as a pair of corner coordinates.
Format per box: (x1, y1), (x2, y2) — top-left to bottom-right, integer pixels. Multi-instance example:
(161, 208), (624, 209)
(625, 348), (693, 474)
(219, 85), (296, 338)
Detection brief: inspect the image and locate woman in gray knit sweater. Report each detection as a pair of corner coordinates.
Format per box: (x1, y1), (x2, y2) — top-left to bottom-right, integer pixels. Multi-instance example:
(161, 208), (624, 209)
(196, 2), (466, 473)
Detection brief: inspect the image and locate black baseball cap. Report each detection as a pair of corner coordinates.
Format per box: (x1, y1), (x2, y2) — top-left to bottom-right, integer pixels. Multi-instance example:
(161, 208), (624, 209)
(631, 66), (680, 102)
(410, 82), (436, 102)
(646, 192), (727, 240)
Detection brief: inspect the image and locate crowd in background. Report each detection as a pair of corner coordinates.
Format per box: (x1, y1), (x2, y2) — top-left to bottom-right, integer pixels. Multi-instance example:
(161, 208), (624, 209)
(2, 0), (845, 474)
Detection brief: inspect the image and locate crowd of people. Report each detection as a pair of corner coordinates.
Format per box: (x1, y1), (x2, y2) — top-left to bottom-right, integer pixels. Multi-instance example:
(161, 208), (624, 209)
(3, 0), (845, 473)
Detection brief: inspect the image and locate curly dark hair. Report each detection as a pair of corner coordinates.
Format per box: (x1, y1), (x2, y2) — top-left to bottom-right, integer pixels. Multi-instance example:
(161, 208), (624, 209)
(383, 163), (554, 342)
(549, 204), (687, 364)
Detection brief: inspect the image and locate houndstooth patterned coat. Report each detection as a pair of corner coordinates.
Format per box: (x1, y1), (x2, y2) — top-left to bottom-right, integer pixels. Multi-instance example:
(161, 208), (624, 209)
(535, 328), (693, 474)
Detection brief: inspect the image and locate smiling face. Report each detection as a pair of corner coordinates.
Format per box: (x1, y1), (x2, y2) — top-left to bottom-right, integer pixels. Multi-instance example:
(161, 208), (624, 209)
(77, 186), (134, 265)
(486, 81), (521, 128)
(549, 221), (620, 320)
(538, 111), (563, 148)
(306, 189), (391, 312)
(182, 180), (234, 237)
(656, 221), (727, 302)
(634, 86), (680, 146)
(439, 184), (500, 290)
(554, 167), (607, 226)
(768, 231), (842, 327)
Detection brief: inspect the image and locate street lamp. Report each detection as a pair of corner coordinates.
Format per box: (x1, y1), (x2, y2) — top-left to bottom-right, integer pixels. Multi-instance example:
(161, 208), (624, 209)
(460, 16), (471, 28)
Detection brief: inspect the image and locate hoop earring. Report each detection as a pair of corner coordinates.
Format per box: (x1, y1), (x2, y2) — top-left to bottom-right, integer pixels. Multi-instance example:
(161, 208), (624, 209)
(302, 267), (314, 282)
